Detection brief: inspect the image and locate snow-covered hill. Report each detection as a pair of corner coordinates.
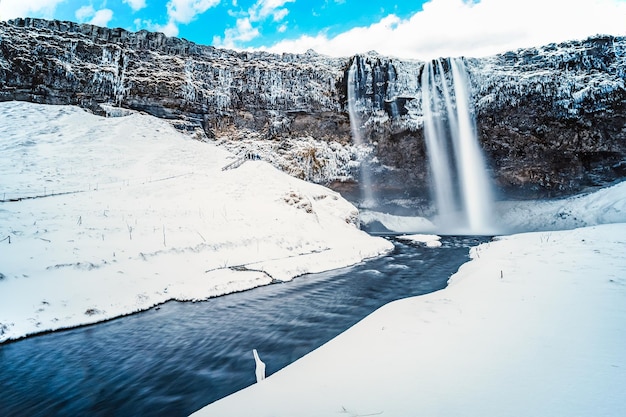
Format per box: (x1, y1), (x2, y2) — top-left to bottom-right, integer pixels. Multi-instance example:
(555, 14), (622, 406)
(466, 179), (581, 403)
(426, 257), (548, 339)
(0, 101), (392, 343)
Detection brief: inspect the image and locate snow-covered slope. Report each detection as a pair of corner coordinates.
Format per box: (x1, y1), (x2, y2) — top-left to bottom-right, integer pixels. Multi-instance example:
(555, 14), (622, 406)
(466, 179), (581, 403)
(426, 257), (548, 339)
(0, 101), (392, 343)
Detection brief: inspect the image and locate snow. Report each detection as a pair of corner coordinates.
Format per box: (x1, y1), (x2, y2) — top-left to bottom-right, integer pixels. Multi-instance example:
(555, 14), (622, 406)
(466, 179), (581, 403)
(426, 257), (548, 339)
(359, 209), (437, 233)
(0, 101), (393, 343)
(468, 36), (626, 116)
(397, 233), (442, 248)
(498, 182), (626, 232)
(193, 223), (626, 417)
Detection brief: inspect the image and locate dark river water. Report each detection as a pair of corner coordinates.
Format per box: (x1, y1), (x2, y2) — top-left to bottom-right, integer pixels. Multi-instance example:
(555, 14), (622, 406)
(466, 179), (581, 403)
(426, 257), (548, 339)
(0, 236), (486, 417)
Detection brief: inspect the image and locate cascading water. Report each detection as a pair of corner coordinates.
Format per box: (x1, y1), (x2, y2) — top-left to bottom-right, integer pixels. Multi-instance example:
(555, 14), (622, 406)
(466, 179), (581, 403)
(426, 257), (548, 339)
(347, 58), (375, 208)
(421, 57), (495, 234)
(386, 63), (401, 119)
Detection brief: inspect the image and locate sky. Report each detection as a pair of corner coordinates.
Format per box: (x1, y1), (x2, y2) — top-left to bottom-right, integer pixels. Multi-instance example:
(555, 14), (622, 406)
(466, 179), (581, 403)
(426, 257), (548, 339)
(0, 0), (625, 59)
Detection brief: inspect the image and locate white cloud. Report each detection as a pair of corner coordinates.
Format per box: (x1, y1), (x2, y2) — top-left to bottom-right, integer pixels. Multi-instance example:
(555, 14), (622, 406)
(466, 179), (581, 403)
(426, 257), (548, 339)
(258, 0), (626, 59)
(74, 5), (114, 27)
(154, 0), (220, 38)
(166, 0), (221, 24)
(153, 19), (180, 37)
(75, 5), (96, 22)
(123, 0), (147, 12)
(249, 0), (294, 21)
(214, 17), (261, 48)
(233, 17), (260, 41)
(271, 7), (289, 22)
(0, 0), (114, 27)
(89, 9), (114, 27)
(214, 0), (294, 48)
(0, 0), (64, 20)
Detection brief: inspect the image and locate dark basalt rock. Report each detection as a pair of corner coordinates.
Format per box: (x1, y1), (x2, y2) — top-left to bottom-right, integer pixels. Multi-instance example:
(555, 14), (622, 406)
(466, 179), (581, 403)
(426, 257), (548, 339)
(1, 18), (624, 199)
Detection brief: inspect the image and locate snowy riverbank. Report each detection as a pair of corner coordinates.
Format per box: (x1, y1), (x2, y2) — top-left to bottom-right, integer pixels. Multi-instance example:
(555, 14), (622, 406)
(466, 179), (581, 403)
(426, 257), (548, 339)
(0, 102), (392, 343)
(193, 222), (626, 416)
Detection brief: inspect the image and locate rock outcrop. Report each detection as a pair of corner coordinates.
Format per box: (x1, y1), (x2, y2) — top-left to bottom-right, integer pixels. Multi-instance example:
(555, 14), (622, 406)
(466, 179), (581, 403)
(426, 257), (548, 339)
(1, 18), (625, 199)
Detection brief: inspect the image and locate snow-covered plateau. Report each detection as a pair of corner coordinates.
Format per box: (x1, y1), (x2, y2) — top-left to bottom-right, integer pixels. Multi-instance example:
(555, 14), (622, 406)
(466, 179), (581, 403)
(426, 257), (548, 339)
(0, 101), (393, 343)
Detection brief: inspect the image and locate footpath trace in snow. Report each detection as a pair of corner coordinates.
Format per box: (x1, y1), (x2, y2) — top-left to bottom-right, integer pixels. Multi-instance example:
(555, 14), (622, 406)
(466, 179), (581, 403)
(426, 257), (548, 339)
(0, 101), (392, 343)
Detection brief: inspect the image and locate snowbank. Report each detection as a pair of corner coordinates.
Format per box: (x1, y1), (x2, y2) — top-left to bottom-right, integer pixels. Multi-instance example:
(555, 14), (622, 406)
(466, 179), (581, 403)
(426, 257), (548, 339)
(0, 102), (392, 343)
(397, 233), (442, 247)
(359, 209), (437, 233)
(498, 181), (626, 232)
(193, 223), (626, 417)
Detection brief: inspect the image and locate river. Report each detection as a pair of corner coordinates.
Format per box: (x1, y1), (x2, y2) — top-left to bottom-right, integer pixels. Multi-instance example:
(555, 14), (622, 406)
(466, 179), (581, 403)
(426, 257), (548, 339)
(0, 236), (486, 416)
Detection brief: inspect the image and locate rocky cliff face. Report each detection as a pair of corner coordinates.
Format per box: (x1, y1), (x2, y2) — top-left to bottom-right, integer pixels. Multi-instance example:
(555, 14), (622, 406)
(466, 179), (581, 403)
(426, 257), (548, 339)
(1, 18), (625, 200)
(341, 41), (626, 198)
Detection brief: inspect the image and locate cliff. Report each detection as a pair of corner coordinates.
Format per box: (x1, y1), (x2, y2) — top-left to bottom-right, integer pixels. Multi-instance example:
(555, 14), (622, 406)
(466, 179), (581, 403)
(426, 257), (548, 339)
(1, 18), (625, 199)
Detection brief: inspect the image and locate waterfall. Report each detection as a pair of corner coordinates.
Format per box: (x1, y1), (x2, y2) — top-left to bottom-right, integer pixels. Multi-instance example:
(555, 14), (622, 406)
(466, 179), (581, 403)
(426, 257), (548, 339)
(421, 58), (495, 234)
(347, 58), (375, 208)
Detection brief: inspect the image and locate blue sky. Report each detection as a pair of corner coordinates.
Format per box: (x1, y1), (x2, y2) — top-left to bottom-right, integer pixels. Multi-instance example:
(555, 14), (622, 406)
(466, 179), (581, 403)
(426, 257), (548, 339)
(1, 0), (625, 59)
(0, 0), (424, 46)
